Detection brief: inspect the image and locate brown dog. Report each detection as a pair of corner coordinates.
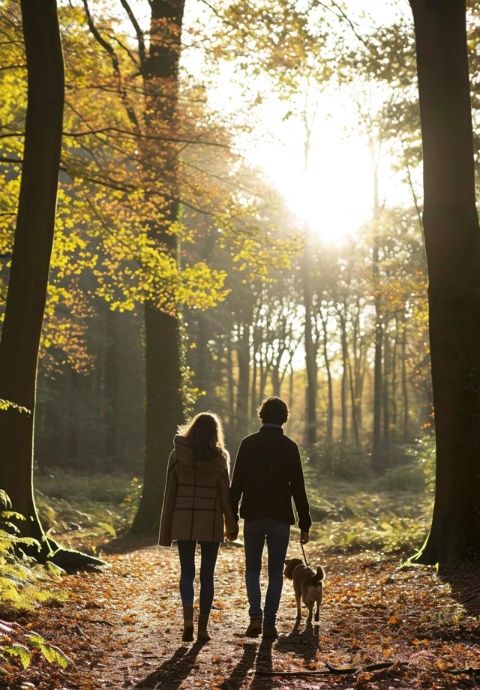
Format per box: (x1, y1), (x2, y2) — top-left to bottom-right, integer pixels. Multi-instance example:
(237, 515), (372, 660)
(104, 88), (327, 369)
(284, 558), (325, 623)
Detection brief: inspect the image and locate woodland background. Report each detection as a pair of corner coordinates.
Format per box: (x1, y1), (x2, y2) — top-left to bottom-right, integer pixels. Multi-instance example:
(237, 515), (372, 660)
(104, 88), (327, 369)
(1, 0), (480, 687)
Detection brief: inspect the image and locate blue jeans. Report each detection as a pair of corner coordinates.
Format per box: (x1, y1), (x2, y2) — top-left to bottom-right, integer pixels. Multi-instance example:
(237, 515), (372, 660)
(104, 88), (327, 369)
(177, 540), (220, 614)
(244, 518), (290, 626)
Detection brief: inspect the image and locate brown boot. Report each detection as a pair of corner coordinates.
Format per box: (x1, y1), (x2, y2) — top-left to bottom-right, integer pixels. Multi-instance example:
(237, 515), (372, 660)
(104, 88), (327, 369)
(245, 617), (262, 637)
(197, 612), (211, 643)
(182, 605), (194, 642)
(262, 623), (278, 639)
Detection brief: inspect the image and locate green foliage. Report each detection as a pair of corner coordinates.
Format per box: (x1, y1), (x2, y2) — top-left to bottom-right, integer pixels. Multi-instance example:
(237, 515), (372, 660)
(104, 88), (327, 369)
(311, 440), (370, 480)
(26, 634), (71, 668)
(0, 399), (30, 416)
(306, 471), (431, 556)
(0, 494), (69, 675)
(374, 463), (425, 492)
(324, 515), (428, 555)
(0, 493), (65, 613)
(0, 623), (71, 674)
(408, 434), (436, 494)
(36, 469), (142, 543)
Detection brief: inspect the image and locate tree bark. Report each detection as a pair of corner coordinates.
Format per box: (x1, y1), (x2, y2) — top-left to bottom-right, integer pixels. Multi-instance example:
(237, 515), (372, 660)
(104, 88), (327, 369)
(338, 311), (348, 447)
(409, 0), (480, 563)
(0, 1), (103, 568)
(401, 314), (410, 442)
(130, 0), (186, 534)
(371, 222), (384, 471)
(104, 307), (118, 459)
(320, 310), (334, 456)
(382, 327), (390, 450)
(236, 322), (250, 438)
(303, 245), (317, 446)
(0, 0), (65, 535)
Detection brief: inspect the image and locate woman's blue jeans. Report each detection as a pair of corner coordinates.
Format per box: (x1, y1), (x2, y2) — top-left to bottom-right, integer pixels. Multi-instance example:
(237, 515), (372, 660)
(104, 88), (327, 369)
(244, 518), (290, 625)
(177, 540), (220, 614)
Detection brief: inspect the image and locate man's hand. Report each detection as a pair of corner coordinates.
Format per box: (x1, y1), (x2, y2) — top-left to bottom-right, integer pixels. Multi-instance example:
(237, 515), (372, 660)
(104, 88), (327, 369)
(226, 526), (239, 542)
(300, 530), (309, 544)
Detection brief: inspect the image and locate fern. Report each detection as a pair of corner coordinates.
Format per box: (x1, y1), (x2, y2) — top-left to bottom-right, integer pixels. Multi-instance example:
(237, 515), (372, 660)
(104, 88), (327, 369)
(0, 492), (70, 674)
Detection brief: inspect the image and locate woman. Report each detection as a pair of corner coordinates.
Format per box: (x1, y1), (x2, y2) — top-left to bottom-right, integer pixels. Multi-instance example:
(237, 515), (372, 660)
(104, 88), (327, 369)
(159, 412), (238, 643)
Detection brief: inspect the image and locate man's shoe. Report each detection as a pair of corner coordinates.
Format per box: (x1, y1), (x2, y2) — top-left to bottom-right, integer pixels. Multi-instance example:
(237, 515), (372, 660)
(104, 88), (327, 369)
(245, 617), (262, 637)
(262, 623), (278, 639)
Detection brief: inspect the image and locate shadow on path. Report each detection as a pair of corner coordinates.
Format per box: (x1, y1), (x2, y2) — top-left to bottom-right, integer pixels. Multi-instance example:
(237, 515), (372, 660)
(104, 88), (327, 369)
(133, 643), (203, 690)
(276, 620), (320, 664)
(102, 535), (158, 555)
(250, 637), (274, 690)
(440, 564), (480, 618)
(219, 642), (257, 690)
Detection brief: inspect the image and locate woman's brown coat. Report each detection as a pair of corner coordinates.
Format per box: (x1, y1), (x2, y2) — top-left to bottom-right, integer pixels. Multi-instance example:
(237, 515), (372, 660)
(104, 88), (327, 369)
(158, 436), (237, 546)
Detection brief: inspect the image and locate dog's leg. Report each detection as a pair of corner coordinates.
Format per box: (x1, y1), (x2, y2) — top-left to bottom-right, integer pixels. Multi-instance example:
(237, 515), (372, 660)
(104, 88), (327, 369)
(307, 605), (313, 623)
(295, 591), (302, 621)
(314, 601), (320, 623)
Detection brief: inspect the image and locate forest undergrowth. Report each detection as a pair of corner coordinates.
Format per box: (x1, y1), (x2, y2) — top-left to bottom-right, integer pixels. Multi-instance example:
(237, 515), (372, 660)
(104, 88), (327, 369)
(1, 464), (479, 689)
(2, 538), (480, 689)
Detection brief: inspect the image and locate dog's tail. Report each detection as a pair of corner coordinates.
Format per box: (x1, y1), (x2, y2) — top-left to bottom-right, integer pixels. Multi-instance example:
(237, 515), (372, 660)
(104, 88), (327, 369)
(313, 566), (326, 584)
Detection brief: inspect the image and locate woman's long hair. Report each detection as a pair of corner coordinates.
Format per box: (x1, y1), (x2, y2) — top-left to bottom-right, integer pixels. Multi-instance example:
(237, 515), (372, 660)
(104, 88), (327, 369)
(178, 412), (226, 461)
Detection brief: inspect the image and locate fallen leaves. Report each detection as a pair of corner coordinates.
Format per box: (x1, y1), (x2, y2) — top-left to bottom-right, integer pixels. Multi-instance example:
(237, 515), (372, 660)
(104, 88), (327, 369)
(2, 544), (480, 689)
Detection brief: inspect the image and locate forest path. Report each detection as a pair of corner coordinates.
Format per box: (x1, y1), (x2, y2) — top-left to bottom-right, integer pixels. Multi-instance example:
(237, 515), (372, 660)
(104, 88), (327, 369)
(27, 541), (480, 689)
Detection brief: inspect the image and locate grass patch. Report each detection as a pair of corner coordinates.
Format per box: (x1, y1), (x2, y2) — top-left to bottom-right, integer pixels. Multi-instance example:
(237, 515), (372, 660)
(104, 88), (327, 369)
(35, 446), (434, 558)
(305, 471), (432, 556)
(35, 469), (141, 549)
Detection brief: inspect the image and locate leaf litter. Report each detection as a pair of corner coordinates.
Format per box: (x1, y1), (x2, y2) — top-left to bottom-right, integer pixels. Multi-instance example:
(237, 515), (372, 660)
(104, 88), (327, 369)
(2, 541), (480, 689)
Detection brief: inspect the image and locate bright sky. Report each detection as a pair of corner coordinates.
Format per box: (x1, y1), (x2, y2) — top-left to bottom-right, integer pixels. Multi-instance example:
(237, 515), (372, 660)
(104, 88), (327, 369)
(191, 0), (415, 246)
(118, 0), (415, 246)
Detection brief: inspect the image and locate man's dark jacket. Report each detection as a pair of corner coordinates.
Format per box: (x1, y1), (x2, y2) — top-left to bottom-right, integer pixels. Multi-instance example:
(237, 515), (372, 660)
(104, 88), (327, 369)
(230, 426), (312, 531)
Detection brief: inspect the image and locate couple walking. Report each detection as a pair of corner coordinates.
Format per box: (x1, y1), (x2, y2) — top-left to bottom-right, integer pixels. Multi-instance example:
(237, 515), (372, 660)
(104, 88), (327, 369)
(159, 396), (312, 643)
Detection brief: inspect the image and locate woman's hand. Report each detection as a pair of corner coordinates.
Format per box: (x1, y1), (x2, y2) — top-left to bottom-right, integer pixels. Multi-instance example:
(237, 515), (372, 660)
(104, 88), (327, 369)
(300, 530), (309, 544)
(226, 525), (239, 541)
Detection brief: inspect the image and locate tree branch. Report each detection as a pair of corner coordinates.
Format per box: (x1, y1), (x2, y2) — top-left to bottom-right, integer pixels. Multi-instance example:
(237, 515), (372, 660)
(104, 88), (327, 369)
(118, 0), (146, 68)
(81, 0), (141, 132)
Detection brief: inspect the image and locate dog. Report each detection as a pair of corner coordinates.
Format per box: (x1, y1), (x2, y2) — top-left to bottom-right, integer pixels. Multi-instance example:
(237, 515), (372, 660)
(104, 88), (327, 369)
(284, 558), (325, 623)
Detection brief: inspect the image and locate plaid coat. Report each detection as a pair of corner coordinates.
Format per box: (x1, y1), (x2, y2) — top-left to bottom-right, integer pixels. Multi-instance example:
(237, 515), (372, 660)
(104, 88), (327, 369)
(158, 436), (237, 545)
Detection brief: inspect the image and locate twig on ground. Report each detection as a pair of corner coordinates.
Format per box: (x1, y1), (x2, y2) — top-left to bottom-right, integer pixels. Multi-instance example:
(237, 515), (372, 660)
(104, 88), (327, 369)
(254, 661), (396, 676)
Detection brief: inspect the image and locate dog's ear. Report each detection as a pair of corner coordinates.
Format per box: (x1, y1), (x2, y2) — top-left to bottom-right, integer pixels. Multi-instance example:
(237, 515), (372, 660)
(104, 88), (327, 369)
(284, 559), (289, 565)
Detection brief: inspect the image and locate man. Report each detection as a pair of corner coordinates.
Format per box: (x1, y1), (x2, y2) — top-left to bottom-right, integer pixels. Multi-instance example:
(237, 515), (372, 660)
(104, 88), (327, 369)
(230, 396), (312, 639)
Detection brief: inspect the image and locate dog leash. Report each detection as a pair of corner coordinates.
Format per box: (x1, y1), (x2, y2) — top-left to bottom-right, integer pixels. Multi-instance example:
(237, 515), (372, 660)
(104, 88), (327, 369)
(301, 542), (309, 568)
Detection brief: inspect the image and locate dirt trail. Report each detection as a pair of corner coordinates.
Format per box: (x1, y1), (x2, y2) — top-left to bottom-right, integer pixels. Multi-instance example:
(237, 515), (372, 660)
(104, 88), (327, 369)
(15, 541), (480, 690)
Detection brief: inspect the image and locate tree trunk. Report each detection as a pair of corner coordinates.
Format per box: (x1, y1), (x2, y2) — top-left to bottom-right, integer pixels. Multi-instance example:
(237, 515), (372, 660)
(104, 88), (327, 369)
(303, 245), (317, 446)
(104, 307), (118, 459)
(0, 1), (102, 568)
(320, 311), (334, 456)
(382, 327), (390, 451)
(371, 240), (384, 470)
(347, 346), (361, 450)
(131, 0), (186, 535)
(401, 314), (410, 442)
(0, 0), (64, 536)
(339, 312), (348, 447)
(226, 335), (235, 427)
(271, 365), (281, 397)
(250, 329), (258, 419)
(236, 323), (250, 438)
(288, 363), (294, 413)
(391, 316), (399, 438)
(409, 0), (480, 563)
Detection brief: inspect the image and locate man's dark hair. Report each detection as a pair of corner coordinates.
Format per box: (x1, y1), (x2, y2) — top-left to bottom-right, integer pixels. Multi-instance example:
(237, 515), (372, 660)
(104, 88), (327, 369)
(258, 396), (289, 425)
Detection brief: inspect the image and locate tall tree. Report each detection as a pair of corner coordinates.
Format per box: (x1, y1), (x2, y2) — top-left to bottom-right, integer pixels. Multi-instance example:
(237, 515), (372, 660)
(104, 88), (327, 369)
(130, 0), (186, 534)
(0, 0), (101, 566)
(410, 0), (480, 563)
